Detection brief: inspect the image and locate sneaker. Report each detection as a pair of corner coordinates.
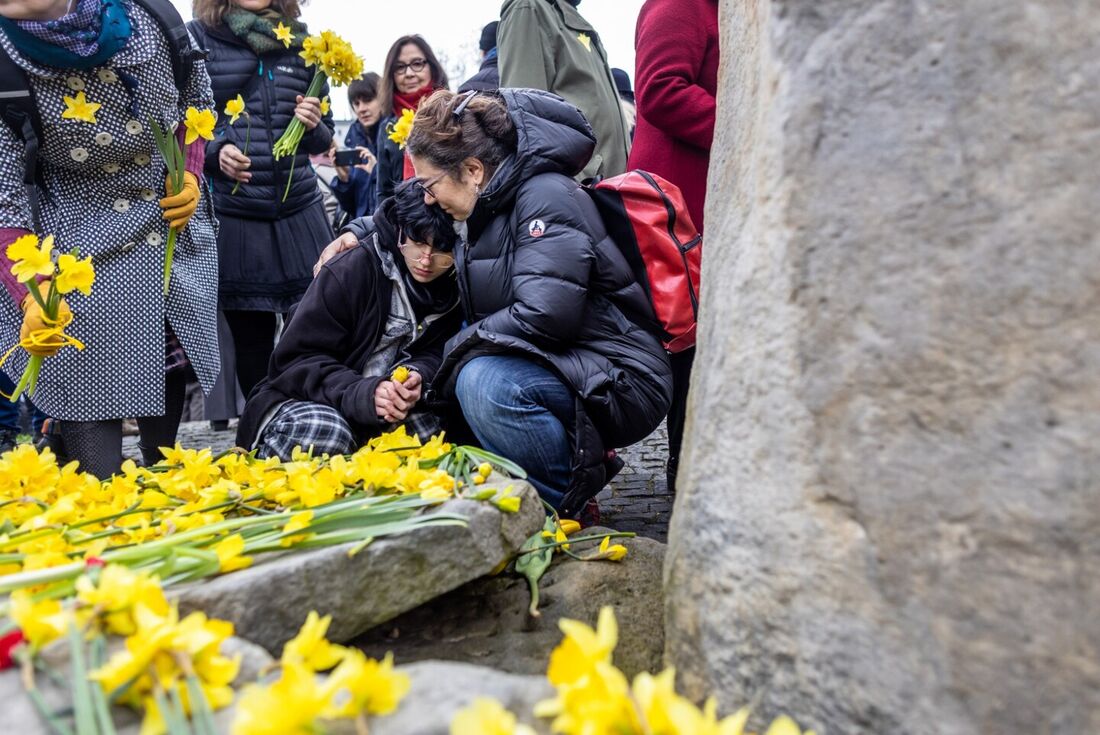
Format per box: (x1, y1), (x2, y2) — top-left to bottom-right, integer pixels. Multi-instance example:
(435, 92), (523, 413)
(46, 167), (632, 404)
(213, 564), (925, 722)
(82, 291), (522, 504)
(35, 418), (67, 463)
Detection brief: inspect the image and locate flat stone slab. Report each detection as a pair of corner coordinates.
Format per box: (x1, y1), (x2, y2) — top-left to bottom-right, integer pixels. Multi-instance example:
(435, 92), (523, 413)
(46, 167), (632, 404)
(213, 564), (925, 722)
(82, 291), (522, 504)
(175, 482), (545, 655)
(355, 528), (666, 680)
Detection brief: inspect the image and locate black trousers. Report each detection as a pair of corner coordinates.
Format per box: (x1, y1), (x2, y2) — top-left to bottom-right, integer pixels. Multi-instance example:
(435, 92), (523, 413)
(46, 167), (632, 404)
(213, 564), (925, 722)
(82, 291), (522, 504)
(224, 309), (279, 400)
(665, 347), (695, 492)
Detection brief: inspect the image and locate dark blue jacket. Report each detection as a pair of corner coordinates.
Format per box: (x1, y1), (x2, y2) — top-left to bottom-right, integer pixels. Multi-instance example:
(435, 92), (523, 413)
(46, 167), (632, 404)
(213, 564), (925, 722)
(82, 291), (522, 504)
(331, 120), (378, 219)
(432, 88), (672, 514)
(458, 50), (500, 93)
(189, 21), (335, 219)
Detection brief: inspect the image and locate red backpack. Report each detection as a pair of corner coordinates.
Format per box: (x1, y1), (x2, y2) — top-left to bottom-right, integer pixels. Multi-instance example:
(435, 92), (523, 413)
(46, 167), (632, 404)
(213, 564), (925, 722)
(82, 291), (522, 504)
(587, 171), (702, 353)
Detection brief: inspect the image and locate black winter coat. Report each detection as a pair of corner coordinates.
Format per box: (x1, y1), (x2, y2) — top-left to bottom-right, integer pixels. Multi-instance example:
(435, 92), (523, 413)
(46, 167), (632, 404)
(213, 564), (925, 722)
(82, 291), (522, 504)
(434, 88), (672, 515)
(374, 115), (404, 204)
(235, 198), (462, 449)
(189, 21), (335, 219)
(458, 52), (500, 93)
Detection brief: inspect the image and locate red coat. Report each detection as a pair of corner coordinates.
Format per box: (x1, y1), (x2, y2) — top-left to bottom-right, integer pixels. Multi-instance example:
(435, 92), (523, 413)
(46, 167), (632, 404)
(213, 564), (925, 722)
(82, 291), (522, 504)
(628, 0), (720, 234)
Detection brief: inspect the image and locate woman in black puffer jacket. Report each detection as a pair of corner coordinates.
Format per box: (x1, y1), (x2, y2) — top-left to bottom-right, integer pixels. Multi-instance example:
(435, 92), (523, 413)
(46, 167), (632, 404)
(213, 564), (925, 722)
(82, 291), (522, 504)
(406, 89), (672, 517)
(189, 0), (335, 398)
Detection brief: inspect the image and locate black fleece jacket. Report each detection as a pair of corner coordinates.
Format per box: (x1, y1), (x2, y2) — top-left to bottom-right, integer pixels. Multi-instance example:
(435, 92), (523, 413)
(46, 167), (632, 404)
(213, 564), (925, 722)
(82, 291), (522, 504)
(235, 199), (462, 448)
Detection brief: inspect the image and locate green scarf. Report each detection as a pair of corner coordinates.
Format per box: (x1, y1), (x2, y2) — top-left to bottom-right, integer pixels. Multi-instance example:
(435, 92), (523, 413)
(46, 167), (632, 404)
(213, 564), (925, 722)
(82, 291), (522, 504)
(224, 8), (306, 55)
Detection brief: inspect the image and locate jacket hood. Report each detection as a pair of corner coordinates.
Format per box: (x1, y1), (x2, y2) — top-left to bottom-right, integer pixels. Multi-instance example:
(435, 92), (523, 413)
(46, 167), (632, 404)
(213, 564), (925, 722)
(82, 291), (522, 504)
(479, 88), (596, 213)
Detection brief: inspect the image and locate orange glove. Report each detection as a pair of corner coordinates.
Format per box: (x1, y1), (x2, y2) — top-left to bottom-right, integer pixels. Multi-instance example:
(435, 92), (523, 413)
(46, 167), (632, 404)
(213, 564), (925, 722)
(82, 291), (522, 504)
(160, 171), (200, 230)
(20, 285), (72, 358)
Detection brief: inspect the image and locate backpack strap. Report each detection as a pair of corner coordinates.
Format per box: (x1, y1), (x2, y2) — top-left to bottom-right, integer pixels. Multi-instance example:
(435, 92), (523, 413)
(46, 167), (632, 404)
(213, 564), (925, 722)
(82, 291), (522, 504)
(0, 43), (43, 229)
(132, 0), (202, 90)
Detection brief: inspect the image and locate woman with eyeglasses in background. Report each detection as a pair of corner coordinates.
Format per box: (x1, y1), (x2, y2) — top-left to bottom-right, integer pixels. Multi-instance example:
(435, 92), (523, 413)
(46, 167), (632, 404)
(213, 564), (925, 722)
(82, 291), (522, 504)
(375, 35), (449, 203)
(235, 179), (462, 459)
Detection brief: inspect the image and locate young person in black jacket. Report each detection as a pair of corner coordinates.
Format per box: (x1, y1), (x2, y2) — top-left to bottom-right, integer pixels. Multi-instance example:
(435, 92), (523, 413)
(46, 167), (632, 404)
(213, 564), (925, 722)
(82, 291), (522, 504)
(235, 180), (462, 458)
(406, 89), (673, 517)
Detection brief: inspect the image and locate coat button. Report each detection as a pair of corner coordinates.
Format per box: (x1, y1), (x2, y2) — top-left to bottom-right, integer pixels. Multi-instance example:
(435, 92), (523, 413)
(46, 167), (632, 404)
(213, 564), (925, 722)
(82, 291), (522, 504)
(112, 198), (130, 212)
(146, 232), (163, 246)
(102, 162), (120, 174)
(125, 120), (143, 135)
(94, 132), (113, 147)
(97, 68), (118, 83)
(70, 147), (89, 162)
(140, 188), (156, 201)
(66, 76), (84, 91)
(133, 153), (150, 165)
(120, 241), (136, 253)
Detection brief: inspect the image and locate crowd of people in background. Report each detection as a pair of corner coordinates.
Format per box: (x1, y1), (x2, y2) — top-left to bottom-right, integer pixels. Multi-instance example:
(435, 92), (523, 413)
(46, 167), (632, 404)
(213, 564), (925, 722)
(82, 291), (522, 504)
(0, 0), (718, 517)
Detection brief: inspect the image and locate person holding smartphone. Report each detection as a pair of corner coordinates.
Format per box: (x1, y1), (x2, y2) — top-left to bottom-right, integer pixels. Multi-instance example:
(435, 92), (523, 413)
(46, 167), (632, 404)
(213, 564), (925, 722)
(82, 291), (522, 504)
(330, 72), (381, 220)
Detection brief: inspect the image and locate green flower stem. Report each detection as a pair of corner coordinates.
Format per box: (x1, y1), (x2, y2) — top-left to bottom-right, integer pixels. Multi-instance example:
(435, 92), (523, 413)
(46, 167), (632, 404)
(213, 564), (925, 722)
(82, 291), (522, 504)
(67, 623), (96, 735)
(273, 71), (327, 201)
(163, 226), (177, 296)
(513, 531), (637, 556)
(230, 114), (251, 196)
(89, 637), (118, 735)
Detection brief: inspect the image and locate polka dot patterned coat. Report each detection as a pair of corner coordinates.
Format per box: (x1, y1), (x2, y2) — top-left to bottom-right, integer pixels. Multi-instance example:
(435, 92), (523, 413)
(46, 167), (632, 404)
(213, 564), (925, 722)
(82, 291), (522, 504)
(0, 6), (220, 422)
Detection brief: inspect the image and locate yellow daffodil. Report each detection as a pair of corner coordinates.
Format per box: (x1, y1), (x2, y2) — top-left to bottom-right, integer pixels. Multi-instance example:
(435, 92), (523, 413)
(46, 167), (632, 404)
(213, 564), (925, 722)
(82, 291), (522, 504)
(183, 107), (216, 145)
(387, 108), (415, 149)
(232, 660), (330, 735)
(492, 486), (521, 513)
(322, 650), (410, 718)
(7, 233), (53, 283)
(54, 252), (95, 295)
(225, 94), (246, 124)
(547, 605), (617, 687)
(478, 462), (493, 478)
(298, 30), (364, 85)
(273, 21), (295, 48)
(281, 610), (347, 671)
(559, 519), (581, 536)
(390, 365), (409, 383)
(61, 91), (101, 123)
(9, 591), (70, 650)
(75, 564), (169, 635)
(319, 96), (330, 116)
(212, 534), (253, 573)
(595, 535), (628, 562)
(763, 715), (817, 735)
(451, 697), (537, 735)
(541, 525), (570, 552)
(535, 659), (638, 734)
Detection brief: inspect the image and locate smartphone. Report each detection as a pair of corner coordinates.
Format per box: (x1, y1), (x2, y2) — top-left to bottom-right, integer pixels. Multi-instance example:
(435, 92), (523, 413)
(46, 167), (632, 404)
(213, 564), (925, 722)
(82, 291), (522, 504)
(334, 149), (361, 167)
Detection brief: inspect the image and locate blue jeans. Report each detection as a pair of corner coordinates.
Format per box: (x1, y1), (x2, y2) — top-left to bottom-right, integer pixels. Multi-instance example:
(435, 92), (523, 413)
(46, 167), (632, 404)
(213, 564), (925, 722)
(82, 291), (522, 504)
(455, 355), (575, 509)
(0, 370), (46, 435)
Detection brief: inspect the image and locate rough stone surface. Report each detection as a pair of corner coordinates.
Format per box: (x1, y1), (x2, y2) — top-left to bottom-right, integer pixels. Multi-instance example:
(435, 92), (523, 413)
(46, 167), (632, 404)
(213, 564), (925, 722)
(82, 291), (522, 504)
(665, 2), (1100, 734)
(175, 484), (545, 655)
(129, 419), (676, 541)
(0, 636), (272, 735)
(354, 528), (665, 679)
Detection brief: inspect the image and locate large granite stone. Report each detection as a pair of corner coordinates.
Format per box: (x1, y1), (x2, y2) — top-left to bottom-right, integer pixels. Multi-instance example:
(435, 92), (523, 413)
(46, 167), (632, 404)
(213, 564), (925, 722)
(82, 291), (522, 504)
(355, 528), (665, 679)
(177, 482), (544, 655)
(666, 1), (1100, 733)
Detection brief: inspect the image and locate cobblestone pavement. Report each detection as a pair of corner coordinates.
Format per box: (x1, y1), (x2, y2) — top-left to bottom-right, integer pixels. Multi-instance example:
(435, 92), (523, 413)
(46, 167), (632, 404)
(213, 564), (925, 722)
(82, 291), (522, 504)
(125, 419), (674, 542)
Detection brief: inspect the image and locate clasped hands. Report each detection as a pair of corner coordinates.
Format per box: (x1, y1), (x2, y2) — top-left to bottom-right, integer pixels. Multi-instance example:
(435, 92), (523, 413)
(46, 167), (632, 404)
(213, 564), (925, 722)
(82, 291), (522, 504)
(375, 370), (422, 424)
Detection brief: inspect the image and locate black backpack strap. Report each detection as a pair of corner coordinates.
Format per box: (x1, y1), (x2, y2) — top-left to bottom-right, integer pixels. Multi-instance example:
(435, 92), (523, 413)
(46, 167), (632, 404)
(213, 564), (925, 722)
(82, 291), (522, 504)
(0, 44), (43, 230)
(131, 0), (203, 90)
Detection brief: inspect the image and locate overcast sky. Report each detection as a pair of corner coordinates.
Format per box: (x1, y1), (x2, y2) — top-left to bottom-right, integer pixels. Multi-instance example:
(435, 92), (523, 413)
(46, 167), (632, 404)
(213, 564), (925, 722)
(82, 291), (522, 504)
(173, 1), (645, 116)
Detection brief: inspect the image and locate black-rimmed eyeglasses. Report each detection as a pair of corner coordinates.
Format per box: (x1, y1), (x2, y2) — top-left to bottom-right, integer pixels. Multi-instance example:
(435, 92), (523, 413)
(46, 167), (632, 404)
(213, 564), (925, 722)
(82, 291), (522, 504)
(395, 58), (428, 75)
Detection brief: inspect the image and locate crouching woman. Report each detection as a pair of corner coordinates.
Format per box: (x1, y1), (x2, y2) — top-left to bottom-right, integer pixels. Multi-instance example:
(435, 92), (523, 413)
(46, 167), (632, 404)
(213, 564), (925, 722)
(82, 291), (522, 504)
(406, 89), (673, 516)
(235, 179), (462, 458)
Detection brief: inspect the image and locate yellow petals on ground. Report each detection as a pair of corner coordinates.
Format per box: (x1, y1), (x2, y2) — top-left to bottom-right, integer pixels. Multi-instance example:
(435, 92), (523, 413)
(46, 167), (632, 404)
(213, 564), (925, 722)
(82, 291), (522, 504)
(75, 564), (169, 635)
(596, 535), (629, 561)
(451, 697), (537, 735)
(54, 252), (95, 295)
(558, 519), (581, 535)
(224, 94), (246, 124)
(183, 107), (216, 144)
(212, 534), (253, 573)
(232, 660), (330, 735)
(273, 21), (295, 48)
(281, 610), (347, 671)
(61, 90), (101, 123)
(9, 591), (69, 650)
(323, 650), (410, 718)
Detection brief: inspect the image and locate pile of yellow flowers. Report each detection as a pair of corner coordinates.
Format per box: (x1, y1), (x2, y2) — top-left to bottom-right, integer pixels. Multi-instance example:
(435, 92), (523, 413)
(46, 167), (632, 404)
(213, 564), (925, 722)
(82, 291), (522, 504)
(0, 427), (524, 600)
(451, 607), (817, 735)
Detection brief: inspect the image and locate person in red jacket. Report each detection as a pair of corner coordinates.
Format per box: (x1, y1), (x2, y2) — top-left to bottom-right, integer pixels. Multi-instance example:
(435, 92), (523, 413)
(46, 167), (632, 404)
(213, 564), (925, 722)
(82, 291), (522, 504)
(628, 0), (719, 494)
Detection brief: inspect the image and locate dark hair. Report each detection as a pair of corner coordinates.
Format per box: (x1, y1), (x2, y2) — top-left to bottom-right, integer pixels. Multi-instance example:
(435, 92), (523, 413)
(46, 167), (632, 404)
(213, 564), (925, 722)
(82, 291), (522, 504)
(406, 90), (517, 180)
(379, 35), (449, 117)
(347, 72), (380, 107)
(193, 0), (302, 26)
(393, 179), (457, 253)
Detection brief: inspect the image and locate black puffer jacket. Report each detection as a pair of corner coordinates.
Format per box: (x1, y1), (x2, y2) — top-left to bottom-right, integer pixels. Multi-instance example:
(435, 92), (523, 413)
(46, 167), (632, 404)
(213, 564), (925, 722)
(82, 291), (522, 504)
(433, 88), (672, 515)
(189, 21), (334, 219)
(374, 115), (403, 203)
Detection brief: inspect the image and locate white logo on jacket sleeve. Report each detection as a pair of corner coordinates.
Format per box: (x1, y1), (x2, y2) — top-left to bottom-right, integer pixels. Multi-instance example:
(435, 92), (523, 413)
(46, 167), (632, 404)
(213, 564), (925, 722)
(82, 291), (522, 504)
(528, 219), (546, 238)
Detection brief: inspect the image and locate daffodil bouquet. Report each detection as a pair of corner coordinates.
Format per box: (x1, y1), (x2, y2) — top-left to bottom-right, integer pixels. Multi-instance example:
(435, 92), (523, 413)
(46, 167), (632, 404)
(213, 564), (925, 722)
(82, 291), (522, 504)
(0, 234), (95, 401)
(147, 107), (215, 295)
(272, 29), (364, 201)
